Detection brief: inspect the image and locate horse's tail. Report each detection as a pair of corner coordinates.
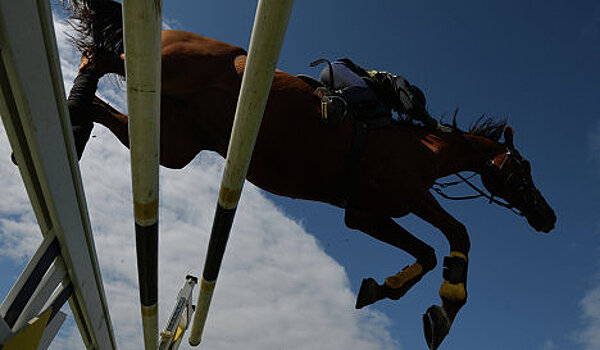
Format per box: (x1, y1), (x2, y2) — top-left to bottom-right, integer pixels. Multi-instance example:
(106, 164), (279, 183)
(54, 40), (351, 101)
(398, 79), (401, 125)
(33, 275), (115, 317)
(62, 0), (124, 57)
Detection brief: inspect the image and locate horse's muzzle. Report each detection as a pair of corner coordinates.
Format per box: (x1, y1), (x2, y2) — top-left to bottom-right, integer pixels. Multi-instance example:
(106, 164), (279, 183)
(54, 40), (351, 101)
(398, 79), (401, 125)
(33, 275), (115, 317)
(523, 190), (556, 233)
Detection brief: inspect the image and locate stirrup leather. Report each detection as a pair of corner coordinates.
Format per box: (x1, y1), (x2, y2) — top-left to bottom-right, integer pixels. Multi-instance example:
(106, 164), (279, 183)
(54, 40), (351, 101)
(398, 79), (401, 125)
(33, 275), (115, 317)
(315, 87), (347, 125)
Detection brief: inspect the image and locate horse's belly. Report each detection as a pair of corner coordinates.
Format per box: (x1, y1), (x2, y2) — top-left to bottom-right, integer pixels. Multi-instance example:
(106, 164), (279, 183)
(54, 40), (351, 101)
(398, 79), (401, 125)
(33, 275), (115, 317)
(246, 125), (353, 203)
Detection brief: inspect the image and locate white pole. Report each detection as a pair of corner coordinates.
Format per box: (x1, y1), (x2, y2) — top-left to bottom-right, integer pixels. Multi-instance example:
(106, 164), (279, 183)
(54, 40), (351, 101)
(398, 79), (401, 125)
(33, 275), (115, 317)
(188, 0), (294, 346)
(121, 1), (162, 349)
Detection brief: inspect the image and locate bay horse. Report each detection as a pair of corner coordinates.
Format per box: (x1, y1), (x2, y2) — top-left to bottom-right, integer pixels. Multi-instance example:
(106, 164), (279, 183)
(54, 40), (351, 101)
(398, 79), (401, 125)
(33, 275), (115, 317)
(60, 1), (556, 348)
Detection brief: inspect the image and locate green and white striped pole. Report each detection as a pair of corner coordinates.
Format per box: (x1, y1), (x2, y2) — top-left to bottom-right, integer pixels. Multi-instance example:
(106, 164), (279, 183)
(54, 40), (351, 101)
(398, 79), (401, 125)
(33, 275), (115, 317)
(122, 1), (162, 349)
(188, 0), (294, 346)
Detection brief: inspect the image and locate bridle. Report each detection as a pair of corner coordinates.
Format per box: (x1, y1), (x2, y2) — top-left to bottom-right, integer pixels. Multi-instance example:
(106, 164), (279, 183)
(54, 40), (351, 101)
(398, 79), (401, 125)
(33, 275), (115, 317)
(432, 148), (526, 216)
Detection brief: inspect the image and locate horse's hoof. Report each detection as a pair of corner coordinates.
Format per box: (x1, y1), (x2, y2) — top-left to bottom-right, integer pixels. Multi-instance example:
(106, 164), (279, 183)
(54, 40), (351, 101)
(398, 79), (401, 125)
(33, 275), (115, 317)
(355, 278), (382, 309)
(422, 305), (451, 350)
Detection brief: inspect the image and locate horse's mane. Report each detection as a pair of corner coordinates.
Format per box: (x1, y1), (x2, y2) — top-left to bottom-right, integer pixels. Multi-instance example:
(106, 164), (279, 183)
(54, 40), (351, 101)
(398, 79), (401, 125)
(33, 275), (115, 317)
(61, 0), (124, 56)
(439, 109), (507, 142)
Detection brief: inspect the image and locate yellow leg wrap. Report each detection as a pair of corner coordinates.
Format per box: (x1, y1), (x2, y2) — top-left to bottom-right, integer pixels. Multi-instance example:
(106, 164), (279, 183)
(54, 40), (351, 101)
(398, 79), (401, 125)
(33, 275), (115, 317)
(384, 262), (423, 289)
(449, 251), (467, 261)
(439, 251), (468, 303)
(439, 281), (467, 302)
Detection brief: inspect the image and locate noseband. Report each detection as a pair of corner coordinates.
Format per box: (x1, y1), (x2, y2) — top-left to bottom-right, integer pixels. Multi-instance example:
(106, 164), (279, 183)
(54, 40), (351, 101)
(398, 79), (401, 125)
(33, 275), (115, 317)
(432, 148), (525, 216)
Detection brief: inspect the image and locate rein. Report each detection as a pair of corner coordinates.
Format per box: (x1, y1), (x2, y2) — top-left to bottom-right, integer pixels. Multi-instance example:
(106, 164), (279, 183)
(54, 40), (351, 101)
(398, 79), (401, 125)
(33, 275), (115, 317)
(433, 173), (523, 216)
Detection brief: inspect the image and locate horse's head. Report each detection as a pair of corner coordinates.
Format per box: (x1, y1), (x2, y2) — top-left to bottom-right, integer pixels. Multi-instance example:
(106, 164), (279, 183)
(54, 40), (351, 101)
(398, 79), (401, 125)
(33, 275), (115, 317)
(480, 127), (556, 233)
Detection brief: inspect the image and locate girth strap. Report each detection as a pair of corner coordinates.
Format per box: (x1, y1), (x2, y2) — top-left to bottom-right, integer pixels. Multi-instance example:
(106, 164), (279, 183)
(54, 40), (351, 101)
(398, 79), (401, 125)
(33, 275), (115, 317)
(344, 121), (367, 207)
(342, 117), (390, 208)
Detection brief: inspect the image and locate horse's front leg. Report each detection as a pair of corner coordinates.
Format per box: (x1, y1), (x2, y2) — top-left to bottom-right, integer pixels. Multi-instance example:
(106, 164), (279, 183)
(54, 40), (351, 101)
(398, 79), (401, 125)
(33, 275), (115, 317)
(344, 209), (437, 309)
(411, 192), (470, 350)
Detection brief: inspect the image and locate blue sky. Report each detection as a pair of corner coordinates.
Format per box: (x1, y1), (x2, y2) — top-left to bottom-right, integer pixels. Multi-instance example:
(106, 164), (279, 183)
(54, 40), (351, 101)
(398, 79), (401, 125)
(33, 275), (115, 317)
(1, 1), (599, 350)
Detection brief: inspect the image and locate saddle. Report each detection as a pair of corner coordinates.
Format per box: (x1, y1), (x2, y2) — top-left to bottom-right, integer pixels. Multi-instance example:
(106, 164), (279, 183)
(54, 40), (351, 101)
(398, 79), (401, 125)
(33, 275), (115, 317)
(299, 58), (443, 132)
(298, 59), (393, 129)
(297, 58), (443, 208)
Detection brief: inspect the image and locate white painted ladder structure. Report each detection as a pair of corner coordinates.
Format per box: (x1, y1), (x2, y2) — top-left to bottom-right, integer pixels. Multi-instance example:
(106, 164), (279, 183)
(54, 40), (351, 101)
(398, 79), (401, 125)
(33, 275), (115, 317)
(0, 0), (116, 349)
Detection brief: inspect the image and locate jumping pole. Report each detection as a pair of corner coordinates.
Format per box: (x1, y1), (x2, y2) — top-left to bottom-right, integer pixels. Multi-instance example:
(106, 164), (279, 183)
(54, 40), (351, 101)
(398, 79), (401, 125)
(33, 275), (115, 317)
(188, 0), (294, 345)
(121, 1), (162, 349)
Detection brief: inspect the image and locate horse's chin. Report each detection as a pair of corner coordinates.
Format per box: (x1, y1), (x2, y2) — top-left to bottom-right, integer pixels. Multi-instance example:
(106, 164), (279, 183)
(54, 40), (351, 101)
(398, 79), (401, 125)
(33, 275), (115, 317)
(523, 206), (556, 233)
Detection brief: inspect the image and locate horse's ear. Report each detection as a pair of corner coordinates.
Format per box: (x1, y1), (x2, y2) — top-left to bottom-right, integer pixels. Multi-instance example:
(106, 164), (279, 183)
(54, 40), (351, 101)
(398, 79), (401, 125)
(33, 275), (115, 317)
(504, 126), (514, 148)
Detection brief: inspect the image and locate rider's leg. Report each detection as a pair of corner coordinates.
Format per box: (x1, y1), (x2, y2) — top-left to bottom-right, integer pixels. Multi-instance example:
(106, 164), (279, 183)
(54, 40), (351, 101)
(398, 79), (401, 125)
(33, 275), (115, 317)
(90, 96), (129, 147)
(317, 60), (389, 122)
(344, 208), (437, 308)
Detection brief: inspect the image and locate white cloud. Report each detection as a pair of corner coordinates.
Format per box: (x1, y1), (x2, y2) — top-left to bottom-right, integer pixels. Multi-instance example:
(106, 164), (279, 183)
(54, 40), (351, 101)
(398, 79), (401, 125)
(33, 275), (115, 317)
(583, 119), (600, 349)
(540, 339), (557, 350)
(163, 17), (183, 31)
(0, 14), (398, 350)
(578, 284), (600, 350)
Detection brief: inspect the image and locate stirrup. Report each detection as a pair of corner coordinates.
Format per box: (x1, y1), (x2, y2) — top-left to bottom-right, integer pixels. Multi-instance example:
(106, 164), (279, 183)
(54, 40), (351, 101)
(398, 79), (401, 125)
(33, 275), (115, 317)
(316, 87), (347, 125)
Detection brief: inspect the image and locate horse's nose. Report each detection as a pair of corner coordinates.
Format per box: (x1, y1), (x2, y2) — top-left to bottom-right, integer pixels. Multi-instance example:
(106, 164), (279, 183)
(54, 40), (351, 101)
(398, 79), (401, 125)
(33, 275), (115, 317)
(525, 190), (556, 233)
(541, 220), (555, 233)
(544, 209), (557, 232)
(537, 205), (556, 233)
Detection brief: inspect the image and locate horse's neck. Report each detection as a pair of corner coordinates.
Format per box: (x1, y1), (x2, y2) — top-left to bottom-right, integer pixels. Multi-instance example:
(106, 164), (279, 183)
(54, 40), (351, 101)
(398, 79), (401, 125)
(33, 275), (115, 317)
(435, 133), (503, 177)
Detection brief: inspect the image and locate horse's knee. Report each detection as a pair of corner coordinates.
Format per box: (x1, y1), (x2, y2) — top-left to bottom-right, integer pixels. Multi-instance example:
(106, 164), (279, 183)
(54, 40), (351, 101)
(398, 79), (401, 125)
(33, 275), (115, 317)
(419, 246), (437, 272)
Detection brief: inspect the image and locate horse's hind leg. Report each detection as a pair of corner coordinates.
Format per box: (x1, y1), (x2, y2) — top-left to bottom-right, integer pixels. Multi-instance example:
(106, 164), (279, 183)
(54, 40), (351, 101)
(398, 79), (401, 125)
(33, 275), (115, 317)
(90, 97), (130, 148)
(344, 209), (437, 309)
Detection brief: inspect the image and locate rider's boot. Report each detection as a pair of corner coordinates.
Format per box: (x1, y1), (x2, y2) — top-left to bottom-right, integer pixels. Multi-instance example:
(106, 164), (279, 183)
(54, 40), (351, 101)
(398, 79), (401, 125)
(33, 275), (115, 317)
(423, 251), (468, 350)
(355, 261), (429, 309)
